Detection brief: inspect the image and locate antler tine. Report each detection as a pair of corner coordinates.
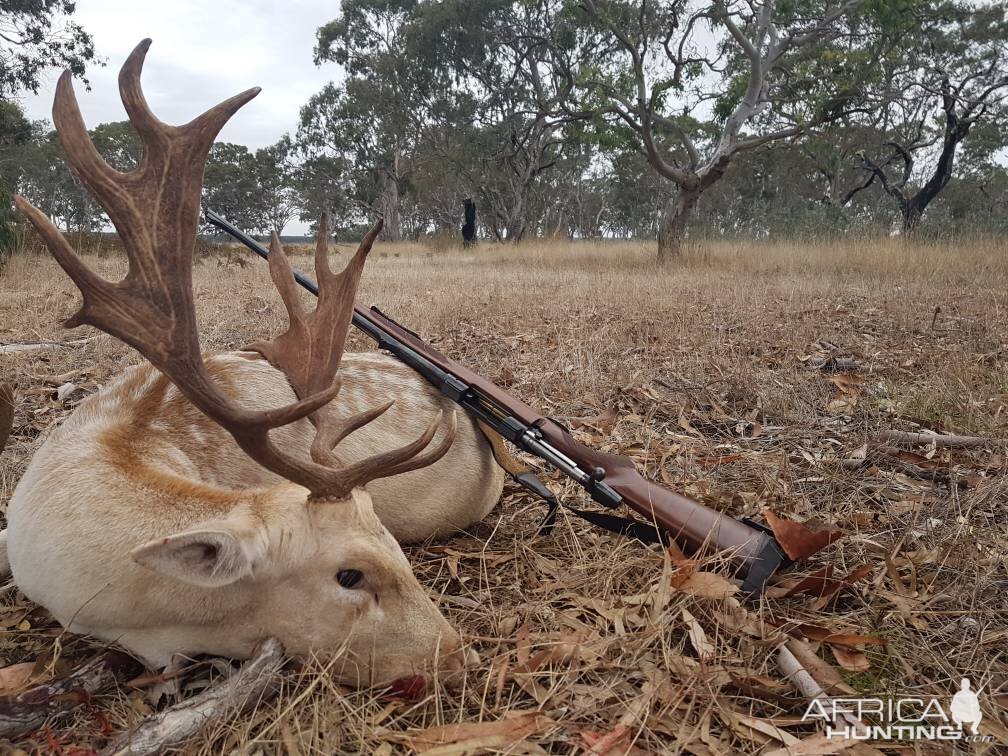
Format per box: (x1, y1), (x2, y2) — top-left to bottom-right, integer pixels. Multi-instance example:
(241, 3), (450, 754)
(52, 69), (123, 196)
(12, 195), (109, 329)
(117, 39), (166, 142)
(309, 399), (396, 468)
(332, 411), (459, 492)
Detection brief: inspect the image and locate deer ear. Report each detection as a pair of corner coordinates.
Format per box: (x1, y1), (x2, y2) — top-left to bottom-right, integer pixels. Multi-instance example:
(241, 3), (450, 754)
(131, 525), (264, 588)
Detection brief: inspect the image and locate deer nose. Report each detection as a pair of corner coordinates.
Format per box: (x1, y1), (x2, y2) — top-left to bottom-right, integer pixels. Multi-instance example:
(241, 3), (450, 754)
(438, 637), (479, 678)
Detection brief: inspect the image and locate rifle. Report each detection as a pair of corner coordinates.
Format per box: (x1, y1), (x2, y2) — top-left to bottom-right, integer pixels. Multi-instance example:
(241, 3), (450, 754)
(204, 210), (790, 593)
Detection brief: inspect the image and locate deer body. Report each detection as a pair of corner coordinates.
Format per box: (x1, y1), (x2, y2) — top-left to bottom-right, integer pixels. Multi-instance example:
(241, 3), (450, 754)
(7, 352), (503, 667)
(6, 39), (504, 687)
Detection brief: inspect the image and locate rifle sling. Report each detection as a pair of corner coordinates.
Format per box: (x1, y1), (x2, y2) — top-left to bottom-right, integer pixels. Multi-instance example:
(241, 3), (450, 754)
(476, 421), (665, 545)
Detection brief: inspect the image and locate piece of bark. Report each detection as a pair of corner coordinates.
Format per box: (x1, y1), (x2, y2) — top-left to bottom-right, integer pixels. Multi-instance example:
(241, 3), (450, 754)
(0, 650), (140, 738)
(877, 430), (1001, 449)
(814, 356), (863, 373)
(102, 638), (286, 756)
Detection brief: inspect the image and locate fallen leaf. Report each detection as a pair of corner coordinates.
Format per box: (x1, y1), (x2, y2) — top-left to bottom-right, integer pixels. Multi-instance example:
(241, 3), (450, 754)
(570, 406), (619, 433)
(764, 510), (844, 561)
(830, 373), (865, 395)
(0, 662), (37, 694)
(727, 711), (801, 746)
(827, 396), (857, 414)
(768, 619), (886, 648)
(671, 568), (739, 599)
(382, 675), (426, 702)
(403, 712), (553, 753)
(581, 725), (631, 754)
(682, 608), (715, 661)
(767, 564), (873, 599)
(830, 645), (870, 671)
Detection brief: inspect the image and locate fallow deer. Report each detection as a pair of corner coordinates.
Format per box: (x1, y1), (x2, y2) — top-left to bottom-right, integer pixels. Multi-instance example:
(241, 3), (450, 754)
(1, 40), (504, 687)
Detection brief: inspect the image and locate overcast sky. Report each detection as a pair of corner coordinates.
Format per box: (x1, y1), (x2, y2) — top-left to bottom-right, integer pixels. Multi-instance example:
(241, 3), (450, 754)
(20, 0), (340, 150)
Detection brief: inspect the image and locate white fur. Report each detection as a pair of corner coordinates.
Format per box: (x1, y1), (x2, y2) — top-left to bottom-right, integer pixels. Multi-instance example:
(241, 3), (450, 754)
(2, 352), (504, 682)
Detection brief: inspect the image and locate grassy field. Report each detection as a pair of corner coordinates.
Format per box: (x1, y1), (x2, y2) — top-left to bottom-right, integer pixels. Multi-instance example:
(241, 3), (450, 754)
(1, 235), (1007, 754)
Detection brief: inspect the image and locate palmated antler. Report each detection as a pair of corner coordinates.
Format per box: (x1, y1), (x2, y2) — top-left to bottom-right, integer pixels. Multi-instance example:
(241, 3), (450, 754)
(14, 39), (455, 500)
(249, 219), (458, 492)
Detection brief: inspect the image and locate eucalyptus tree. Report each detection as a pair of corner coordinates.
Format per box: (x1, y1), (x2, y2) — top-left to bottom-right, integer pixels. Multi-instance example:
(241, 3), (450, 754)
(254, 137), (298, 236)
(88, 120), (141, 171)
(301, 0), (445, 241)
(0, 0), (97, 98)
(16, 127), (98, 232)
(409, 0), (604, 242)
(529, 0), (885, 261)
(843, 2), (1008, 233)
(0, 100), (33, 248)
(292, 153), (352, 237)
(202, 142), (261, 234)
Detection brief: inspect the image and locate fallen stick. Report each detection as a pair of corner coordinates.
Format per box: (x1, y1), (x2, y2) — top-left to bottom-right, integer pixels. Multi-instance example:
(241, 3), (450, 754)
(102, 638), (286, 756)
(0, 382), (13, 452)
(840, 446), (956, 486)
(0, 650), (140, 738)
(777, 643), (865, 733)
(877, 430), (1002, 449)
(0, 343), (61, 355)
(814, 356), (863, 373)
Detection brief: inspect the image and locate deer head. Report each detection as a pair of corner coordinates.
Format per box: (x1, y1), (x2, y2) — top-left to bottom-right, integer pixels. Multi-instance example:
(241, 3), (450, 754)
(14, 39), (470, 687)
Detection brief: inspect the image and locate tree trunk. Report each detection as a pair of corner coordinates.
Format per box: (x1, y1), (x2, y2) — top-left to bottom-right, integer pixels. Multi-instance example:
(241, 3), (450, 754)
(376, 169), (402, 241)
(503, 198), (526, 243)
(902, 124), (970, 235)
(461, 198), (476, 247)
(657, 187), (700, 263)
(375, 153), (403, 242)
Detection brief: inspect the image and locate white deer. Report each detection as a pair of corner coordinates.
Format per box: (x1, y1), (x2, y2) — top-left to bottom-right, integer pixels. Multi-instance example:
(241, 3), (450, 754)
(0, 40), (504, 688)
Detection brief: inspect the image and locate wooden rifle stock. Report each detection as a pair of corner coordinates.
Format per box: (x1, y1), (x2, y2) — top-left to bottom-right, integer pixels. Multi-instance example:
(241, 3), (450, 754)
(357, 307), (788, 592)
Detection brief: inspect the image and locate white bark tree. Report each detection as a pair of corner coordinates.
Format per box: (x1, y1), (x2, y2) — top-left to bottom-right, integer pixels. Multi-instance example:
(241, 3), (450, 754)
(538, 0), (867, 262)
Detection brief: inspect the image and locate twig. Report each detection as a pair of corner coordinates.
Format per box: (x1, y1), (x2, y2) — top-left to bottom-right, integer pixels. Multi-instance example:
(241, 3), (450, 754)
(841, 445), (956, 486)
(126, 663), (202, 690)
(777, 644), (865, 732)
(0, 338), (94, 355)
(0, 382), (13, 452)
(102, 638), (286, 756)
(0, 651), (140, 738)
(877, 430), (1002, 449)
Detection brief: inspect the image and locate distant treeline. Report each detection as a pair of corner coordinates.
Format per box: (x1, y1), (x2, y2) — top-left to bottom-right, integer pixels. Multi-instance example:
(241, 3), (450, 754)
(2, 1), (1006, 263)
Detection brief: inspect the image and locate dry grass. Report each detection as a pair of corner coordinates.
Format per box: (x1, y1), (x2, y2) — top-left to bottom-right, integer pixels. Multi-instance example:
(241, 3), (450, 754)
(1, 235), (1007, 754)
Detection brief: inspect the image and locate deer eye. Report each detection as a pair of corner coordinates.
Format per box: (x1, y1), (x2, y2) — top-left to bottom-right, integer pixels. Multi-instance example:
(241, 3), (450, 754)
(336, 569), (364, 589)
